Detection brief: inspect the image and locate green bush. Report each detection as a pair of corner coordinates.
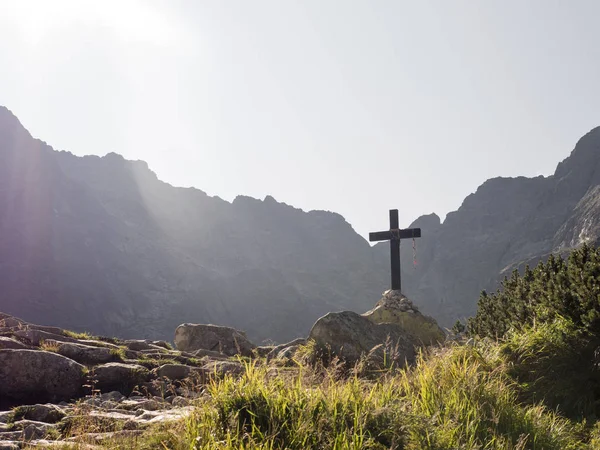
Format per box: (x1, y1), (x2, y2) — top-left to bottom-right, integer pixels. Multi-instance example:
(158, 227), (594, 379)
(468, 243), (600, 339)
(468, 244), (600, 419)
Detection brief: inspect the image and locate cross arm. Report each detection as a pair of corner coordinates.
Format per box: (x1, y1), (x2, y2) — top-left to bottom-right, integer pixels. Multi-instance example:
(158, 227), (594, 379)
(369, 228), (422, 242)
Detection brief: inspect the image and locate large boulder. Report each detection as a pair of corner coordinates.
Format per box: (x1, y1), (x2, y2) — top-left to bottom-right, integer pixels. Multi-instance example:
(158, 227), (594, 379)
(0, 337), (29, 350)
(0, 349), (85, 403)
(93, 363), (150, 395)
(363, 290), (445, 345)
(174, 324), (255, 357)
(308, 311), (416, 367)
(308, 291), (444, 367)
(47, 341), (116, 365)
(12, 329), (78, 347)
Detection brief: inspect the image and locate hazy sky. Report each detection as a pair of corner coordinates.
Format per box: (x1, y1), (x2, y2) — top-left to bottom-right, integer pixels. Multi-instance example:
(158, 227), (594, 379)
(1, 1), (599, 237)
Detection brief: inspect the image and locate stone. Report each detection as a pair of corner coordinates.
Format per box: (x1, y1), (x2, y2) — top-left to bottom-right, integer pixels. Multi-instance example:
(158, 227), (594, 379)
(12, 329), (78, 346)
(151, 340), (172, 350)
(189, 349), (229, 360)
(12, 404), (66, 424)
(0, 313), (26, 328)
(172, 396), (191, 407)
(175, 323), (255, 356)
(155, 364), (196, 380)
(266, 338), (307, 360)
(363, 291), (445, 346)
(67, 430), (144, 444)
(124, 340), (162, 352)
(275, 345), (300, 361)
(308, 310), (417, 367)
(101, 391), (126, 403)
(0, 440), (19, 449)
(93, 363), (150, 395)
(77, 339), (120, 349)
(11, 420), (57, 440)
(201, 360), (244, 377)
(0, 337), (28, 350)
(0, 350), (84, 403)
(46, 341), (116, 365)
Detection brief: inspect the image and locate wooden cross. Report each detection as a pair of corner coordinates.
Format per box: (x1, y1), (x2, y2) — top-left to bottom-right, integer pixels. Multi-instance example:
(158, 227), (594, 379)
(369, 209), (421, 292)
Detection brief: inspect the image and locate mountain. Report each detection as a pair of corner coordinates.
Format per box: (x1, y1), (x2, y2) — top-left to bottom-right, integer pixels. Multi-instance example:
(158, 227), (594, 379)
(397, 125), (600, 323)
(0, 106), (386, 343)
(2, 104), (600, 341)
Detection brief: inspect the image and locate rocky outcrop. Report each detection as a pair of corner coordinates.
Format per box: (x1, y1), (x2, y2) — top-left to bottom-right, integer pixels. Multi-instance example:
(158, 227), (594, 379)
(93, 363), (150, 395)
(0, 350), (85, 403)
(309, 311), (417, 367)
(0, 312), (251, 447)
(363, 290), (445, 345)
(308, 291), (443, 367)
(174, 324), (256, 356)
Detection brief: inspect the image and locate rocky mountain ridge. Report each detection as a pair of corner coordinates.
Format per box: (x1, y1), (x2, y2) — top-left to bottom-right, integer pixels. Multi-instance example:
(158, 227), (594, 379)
(2, 104), (600, 340)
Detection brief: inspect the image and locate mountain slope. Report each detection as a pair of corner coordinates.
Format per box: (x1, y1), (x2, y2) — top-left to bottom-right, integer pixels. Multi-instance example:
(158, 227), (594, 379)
(399, 126), (600, 322)
(2, 104), (600, 340)
(0, 106), (386, 342)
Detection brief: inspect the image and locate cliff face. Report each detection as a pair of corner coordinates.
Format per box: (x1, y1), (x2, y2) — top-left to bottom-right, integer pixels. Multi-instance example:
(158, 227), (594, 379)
(398, 127), (600, 322)
(2, 104), (600, 340)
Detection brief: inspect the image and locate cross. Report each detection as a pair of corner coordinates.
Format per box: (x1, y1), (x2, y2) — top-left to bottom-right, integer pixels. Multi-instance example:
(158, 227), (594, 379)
(369, 209), (421, 292)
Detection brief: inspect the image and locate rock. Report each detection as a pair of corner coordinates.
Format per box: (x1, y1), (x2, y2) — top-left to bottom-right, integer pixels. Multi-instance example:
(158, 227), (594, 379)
(308, 310), (416, 368)
(12, 404), (66, 423)
(266, 338), (307, 360)
(46, 341), (116, 365)
(93, 363), (150, 395)
(124, 340), (162, 352)
(189, 349), (229, 360)
(363, 290), (445, 346)
(77, 339), (120, 349)
(67, 430), (144, 444)
(275, 345), (300, 361)
(201, 360), (244, 377)
(0, 337), (28, 350)
(151, 340), (172, 350)
(101, 391), (126, 403)
(12, 330), (78, 346)
(0, 440), (19, 449)
(155, 364), (197, 380)
(0, 349), (84, 403)
(255, 346), (275, 358)
(172, 397), (191, 407)
(175, 323), (255, 356)
(0, 313), (26, 328)
(11, 420), (57, 440)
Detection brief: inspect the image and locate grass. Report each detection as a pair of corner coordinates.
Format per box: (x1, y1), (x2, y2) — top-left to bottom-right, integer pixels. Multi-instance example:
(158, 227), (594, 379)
(39, 340), (61, 353)
(63, 330), (96, 340)
(110, 347), (127, 361)
(136, 356), (181, 369)
(18, 330), (599, 449)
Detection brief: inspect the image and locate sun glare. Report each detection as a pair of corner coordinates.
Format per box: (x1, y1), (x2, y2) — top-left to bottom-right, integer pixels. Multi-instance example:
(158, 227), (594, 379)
(3, 0), (182, 47)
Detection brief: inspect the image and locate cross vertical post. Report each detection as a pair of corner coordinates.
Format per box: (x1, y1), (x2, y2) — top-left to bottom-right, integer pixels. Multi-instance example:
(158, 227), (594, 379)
(389, 209), (401, 291)
(369, 209), (422, 292)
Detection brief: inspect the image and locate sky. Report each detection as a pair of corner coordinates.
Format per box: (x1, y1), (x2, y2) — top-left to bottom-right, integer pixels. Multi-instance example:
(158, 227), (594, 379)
(1, 1), (599, 237)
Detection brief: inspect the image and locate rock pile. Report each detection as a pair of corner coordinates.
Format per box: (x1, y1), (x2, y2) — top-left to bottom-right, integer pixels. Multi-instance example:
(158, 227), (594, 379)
(308, 290), (445, 367)
(0, 313), (244, 448)
(0, 292), (444, 447)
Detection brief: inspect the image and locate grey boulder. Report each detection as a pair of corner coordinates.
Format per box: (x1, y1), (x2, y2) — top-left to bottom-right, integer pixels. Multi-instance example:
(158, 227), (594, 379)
(308, 311), (416, 368)
(174, 323), (255, 357)
(0, 349), (85, 403)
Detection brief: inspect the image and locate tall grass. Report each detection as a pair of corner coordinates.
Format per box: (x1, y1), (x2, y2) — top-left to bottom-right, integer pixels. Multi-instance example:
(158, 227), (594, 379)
(23, 336), (591, 449)
(185, 344), (584, 449)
